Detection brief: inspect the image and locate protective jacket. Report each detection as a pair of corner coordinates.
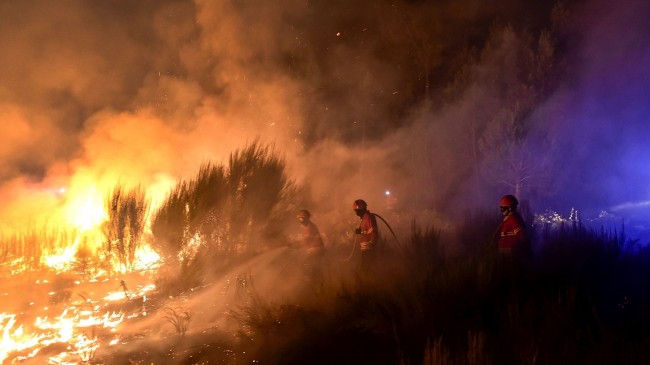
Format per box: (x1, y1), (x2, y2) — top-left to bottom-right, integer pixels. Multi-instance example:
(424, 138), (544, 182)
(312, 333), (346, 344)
(358, 211), (379, 252)
(498, 211), (528, 253)
(302, 221), (325, 255)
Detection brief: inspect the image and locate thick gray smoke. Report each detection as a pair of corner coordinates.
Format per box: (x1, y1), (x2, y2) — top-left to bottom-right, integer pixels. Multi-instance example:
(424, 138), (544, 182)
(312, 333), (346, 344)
(0, 0), (649, 238)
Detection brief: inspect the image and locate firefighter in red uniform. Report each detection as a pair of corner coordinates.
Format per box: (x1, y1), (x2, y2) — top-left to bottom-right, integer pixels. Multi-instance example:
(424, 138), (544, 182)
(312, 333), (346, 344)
(296, 209), (325, 288)
(496, 194), (530, 256)
(297, 209), (325, 255)
(495, 195), (531, 365)
(352, 199), (380, 270)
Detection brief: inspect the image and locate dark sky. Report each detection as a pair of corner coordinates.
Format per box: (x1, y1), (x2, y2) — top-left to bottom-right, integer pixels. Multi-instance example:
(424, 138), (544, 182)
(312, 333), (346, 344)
(0, 0), (649, 237)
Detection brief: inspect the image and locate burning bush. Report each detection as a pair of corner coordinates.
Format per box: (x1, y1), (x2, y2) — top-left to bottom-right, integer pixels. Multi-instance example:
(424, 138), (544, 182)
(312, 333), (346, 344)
(150, 141), (296, 291)
(102, 185), (149, 272)
(151, 162), (228, 262)
(225, 141), (295, 245)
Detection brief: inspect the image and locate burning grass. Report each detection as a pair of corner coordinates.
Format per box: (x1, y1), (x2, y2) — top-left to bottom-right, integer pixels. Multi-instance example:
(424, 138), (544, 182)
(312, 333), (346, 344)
(3, 217), (650, 364)
(0, 141), (298, 363)
(1, 142), (650, 364)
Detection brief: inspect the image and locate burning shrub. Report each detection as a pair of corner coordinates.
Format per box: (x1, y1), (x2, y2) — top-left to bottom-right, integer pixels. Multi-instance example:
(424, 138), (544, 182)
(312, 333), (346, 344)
(150, 142), (296, 288)
(72, 241), (97, 277)
(226, 142), (295, 246)
(102, 185), (149, 272)
(151, 162), (228, 263)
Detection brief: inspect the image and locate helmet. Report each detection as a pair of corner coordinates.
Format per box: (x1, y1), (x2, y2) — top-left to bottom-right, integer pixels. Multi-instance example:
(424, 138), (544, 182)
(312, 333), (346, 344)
(499, 195), (519, 208)
(297, 209), (311, 219)
(352, 199), (367, 210)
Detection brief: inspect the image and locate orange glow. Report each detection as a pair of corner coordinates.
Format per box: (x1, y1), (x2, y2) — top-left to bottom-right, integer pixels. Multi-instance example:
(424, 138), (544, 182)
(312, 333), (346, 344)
(63, 185), (107, 232)
(43, 244), (79, 271)
(26, 167), (170, 271)
(0, 278), (156, 363)
(1, 314), (43, 363)
(133, 245), (162, 271)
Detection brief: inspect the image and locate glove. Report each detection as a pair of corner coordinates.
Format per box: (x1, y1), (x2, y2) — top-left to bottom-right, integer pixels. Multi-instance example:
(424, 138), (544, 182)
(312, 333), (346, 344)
(355, 227), (362, 235)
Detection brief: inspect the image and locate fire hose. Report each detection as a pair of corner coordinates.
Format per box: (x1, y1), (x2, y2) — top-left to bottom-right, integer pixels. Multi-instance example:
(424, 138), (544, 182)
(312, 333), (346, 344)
(340, 213), (401, 262)
(341, 235), (358, 262)
(373, 213), (402, 248)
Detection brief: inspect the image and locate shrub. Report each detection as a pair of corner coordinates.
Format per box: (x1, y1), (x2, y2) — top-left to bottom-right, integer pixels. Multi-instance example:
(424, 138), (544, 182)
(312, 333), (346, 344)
(226, 214), (650, 365)
(151, 142), (295, 283)
(162, 306), (192, 337)
(226, 141), (295, 246)
(151, 163), (228, 262)
(102, 185), (149, 271)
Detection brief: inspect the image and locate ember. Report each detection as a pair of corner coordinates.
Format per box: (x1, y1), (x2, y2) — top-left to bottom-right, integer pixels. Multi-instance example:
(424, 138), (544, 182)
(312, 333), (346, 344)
(0, 270), (156, 364)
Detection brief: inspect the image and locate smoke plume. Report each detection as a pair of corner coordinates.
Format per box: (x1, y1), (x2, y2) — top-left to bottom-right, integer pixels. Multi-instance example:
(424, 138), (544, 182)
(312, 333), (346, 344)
(0, 0), (649, 238)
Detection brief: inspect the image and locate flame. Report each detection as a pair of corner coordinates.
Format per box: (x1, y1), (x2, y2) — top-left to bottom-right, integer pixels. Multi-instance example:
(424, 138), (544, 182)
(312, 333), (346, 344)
(179, 233), (203, 262)
(62, 186), (107, 232)
(0, 163), (170, 363)
(34, 180), (165, 272)
(134, 245), (162, 271)
(43, 244), (79, 271)
(0, 281), (156, 363)
(1, 313), (43, 363)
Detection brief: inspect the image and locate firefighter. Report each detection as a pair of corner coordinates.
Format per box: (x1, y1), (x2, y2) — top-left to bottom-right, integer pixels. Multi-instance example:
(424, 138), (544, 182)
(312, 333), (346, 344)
(352, 199), (380, 271)
(297, 209), (325, 255)
(494, 195), (531, 364)
(296, 209), (325, 289)
(496, 194), (530, 256)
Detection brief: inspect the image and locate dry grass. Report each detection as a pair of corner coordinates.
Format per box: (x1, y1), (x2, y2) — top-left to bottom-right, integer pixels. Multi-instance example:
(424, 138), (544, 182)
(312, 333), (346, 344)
(226, 220), (650, 365)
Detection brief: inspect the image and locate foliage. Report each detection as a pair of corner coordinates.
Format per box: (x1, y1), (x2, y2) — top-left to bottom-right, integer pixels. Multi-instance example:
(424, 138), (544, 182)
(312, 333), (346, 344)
(162, 306), (192, 338)
(475, 21), (564, 199)
(226, 142), (295, 246)
(0, 227), (76, 271)
(151, 162), (228, 263)
(150, 141), (295, 291)
(102, 185), (149, 271)
(225, 215), (650, 365)
(72, 242), (97, 277)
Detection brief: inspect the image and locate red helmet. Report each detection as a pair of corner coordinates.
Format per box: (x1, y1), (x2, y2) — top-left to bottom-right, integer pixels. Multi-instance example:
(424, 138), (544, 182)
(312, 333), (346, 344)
(352, 199), (367, 210)
(297, 209), (311, 219)
(499, 195), (519, 208)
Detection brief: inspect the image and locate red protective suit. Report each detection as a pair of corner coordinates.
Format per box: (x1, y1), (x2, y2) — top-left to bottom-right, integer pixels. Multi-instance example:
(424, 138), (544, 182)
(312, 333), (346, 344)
(358, 211), (379, 252)
(498, 211), (528, 253)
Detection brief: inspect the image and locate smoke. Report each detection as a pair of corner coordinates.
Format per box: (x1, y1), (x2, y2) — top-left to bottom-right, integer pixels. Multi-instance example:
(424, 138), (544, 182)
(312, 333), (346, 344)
(0, 0), (649, 238)
(1, 1), (649, 361)
(551, 0), (650, 213)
